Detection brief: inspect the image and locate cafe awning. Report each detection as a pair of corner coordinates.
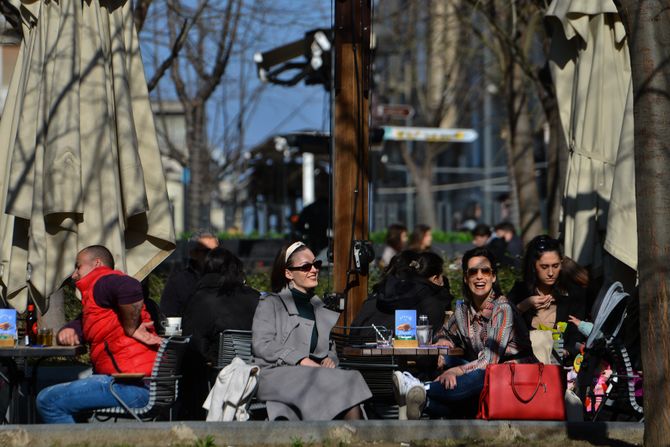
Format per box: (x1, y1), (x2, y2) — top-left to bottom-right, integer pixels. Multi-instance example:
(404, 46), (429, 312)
(0, 0), (176, 312)
(547, 0), (637, 272)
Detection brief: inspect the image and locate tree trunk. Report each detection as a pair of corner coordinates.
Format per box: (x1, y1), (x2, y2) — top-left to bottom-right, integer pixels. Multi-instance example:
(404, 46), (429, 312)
(507, 66), (543, 243)
(186, 103), (212, 231)
(619, 1), (670, 443)
(546, 99), (567, 238)
(415, 174), (437, 229)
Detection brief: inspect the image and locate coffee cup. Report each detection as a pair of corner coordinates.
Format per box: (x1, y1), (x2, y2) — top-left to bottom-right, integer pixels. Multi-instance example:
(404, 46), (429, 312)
(162, 317), (182, 336)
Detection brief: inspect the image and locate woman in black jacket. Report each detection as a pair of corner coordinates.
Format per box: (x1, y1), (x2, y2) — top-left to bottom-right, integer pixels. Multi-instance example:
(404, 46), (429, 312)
(507, 235), (587, 365)
(352, 250), (453, 337)
(179, 247), (260, 420)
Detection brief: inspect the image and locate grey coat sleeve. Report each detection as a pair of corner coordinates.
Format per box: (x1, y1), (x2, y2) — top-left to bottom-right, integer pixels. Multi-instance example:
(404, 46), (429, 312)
(252, 296), (305, 366)
(327, 339), (339, 366)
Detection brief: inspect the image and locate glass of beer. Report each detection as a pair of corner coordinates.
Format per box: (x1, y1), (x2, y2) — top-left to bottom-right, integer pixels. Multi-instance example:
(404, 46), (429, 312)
(37, 328), (53, 346)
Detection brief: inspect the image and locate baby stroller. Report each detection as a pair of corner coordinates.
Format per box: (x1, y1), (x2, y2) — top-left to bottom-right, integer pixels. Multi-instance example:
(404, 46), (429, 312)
(576, 281), (643, 421)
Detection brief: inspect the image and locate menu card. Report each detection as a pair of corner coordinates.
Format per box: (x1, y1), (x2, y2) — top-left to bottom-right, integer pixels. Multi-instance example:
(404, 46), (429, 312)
(0, 309), (17, 347)
(395, 309), (417, 340)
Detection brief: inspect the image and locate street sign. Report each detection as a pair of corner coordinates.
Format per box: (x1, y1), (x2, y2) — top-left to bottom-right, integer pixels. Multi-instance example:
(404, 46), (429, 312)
(374, 104), (415, 119)
(382, 126), (478, 143)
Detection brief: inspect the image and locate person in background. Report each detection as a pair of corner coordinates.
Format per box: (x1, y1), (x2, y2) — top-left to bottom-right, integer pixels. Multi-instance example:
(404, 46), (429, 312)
(493, 222), (523, 260)
(294, 197), (330, 257)
(408, 224), (432, 252)
(487, 221), (523, 269)
(353, 250), (452, 338)
(470, 223), (492, 248)
(392, 247), (536, 420)
(252, 242), (371, 420)
(160, 231), (219, 317)
(178, 247), (260, 420)
(379, 223), (408, 269)
(507, 235), (587, 365)
(37, 246), (161, 423)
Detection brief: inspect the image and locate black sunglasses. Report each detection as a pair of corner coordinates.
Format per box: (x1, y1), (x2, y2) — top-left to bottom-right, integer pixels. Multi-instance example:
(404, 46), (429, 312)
(287, 260), (323, 272)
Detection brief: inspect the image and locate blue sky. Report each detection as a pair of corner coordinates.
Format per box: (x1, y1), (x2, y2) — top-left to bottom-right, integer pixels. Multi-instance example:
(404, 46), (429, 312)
(142, 0), (332, 152)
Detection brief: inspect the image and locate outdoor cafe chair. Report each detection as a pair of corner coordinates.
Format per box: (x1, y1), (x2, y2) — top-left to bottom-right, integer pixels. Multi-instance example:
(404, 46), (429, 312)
(215, 329), (266, 418)
(92, 336), (190, 422)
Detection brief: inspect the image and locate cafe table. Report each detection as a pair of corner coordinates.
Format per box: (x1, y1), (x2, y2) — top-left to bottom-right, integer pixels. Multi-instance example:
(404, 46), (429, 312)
(0, 344), (86, 424)
(343, 344), (464, 360)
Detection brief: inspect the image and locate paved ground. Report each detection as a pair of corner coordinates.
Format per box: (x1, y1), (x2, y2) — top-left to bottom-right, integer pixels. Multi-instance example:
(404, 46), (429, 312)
(0, 420), (643, 447)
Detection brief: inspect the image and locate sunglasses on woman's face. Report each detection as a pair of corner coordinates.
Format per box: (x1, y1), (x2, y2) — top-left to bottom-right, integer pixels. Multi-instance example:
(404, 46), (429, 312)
(466, 267), (493, 278)
(287, 260), (323, 272)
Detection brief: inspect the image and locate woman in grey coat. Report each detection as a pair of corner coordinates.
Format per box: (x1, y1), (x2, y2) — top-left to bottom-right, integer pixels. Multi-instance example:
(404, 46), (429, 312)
(252, 242), (372, 420)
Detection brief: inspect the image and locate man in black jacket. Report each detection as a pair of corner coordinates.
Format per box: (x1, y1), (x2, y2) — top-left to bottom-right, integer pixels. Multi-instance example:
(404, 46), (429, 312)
(159, 231), (219, 317)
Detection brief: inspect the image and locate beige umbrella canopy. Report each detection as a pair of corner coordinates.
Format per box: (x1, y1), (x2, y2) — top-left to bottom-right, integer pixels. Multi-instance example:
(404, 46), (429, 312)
(547, 0), (637, 273)
(0, 0), (176, 313)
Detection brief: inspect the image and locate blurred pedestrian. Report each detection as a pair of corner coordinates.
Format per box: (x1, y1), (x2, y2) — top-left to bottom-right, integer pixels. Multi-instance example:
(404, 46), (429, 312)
(493, 221), (523, 260)
(471, 223), (492, 248)
(408, 224), (432, 252)
(160, 230), (219, 317)
(379, 223), (408, 269)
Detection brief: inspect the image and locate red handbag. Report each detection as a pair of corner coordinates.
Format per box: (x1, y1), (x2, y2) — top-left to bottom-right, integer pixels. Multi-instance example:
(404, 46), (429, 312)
(477, 363), (566, 420)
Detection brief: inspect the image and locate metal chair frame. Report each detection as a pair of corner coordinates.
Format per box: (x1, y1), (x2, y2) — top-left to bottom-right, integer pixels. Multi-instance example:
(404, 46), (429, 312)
(93, 336), (190, 422)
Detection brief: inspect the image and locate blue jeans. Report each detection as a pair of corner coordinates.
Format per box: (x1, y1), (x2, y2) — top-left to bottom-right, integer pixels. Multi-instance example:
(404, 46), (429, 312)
(36, 375), (149, 423)
(424, 356), (485, 418)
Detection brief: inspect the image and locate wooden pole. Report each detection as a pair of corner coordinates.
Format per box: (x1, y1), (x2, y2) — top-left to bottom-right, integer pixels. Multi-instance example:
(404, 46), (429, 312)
(333, 0), (371, 326)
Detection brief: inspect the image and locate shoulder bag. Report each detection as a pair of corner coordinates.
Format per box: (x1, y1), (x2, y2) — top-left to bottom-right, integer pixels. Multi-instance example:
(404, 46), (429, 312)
(477, 362), (566, 420)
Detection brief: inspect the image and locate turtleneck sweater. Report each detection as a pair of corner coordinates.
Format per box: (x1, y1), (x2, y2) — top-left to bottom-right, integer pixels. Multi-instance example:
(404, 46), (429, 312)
(290, 288), (318, 353)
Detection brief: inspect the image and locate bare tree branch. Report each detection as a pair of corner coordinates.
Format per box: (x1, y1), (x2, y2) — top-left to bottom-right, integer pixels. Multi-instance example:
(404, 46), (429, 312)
(133, 0), (153, 33)
(146, 0), (208, 92)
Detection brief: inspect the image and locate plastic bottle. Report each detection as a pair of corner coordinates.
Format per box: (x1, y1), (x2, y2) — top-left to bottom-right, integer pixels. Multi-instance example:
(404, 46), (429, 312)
(26, 304), (38, 345)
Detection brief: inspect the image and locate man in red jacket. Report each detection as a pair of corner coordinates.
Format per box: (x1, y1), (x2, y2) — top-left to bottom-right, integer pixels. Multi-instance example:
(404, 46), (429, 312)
(36, 245), (162, 423)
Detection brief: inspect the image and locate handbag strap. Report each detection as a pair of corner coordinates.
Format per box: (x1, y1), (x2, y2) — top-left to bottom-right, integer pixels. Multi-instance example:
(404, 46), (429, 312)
(510, 363), (544, 403)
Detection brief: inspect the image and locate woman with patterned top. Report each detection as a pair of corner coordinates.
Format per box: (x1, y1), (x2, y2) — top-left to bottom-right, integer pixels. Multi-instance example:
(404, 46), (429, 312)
(392, 246), (536, 419)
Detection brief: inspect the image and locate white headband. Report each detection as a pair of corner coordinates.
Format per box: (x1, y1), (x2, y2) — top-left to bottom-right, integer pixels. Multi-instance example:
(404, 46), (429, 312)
(285, 241), (305, 263)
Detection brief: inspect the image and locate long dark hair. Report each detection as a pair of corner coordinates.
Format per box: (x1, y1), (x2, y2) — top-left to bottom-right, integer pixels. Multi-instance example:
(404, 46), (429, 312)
(414, 251), (444, 279)
(522, 235), (565, 293)
(270, 242), (311, 293)
(461, 246), (501, 301)
(203, 247), (245, 293)
(374, 250), (447, 292)
(386, 223), (407, 252)
(408, 224), (431, 251)
(372, 250), (419, 293)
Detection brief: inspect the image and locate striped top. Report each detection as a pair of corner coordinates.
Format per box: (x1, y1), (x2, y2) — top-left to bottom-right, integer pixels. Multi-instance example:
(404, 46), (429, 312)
(435, 293), (536, 373)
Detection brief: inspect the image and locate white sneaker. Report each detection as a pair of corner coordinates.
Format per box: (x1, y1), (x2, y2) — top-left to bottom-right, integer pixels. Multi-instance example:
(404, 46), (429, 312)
(392, 371), (422, 406)
(406, 384), (426, 420)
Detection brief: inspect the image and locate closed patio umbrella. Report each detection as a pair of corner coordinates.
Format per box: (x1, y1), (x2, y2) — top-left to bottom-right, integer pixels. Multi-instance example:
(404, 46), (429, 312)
(0, 0), (176, 313)
(547, 0), (637, 273)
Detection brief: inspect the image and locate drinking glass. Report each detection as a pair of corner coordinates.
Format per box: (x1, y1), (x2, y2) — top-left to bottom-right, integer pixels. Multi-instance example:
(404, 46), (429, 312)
(375, 328), (393, 348)
(38, 328), (53, 346)
(416, 325), (432, 347)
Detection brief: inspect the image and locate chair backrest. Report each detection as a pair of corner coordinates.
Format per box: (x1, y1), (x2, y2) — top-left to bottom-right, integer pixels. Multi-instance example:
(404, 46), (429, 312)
(148, 336), (190, 410)
(217, 330), (254, 368)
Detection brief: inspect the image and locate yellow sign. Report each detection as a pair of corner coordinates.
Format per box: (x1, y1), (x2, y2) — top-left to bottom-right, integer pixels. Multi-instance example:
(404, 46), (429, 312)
(383, 126), (478, 143)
